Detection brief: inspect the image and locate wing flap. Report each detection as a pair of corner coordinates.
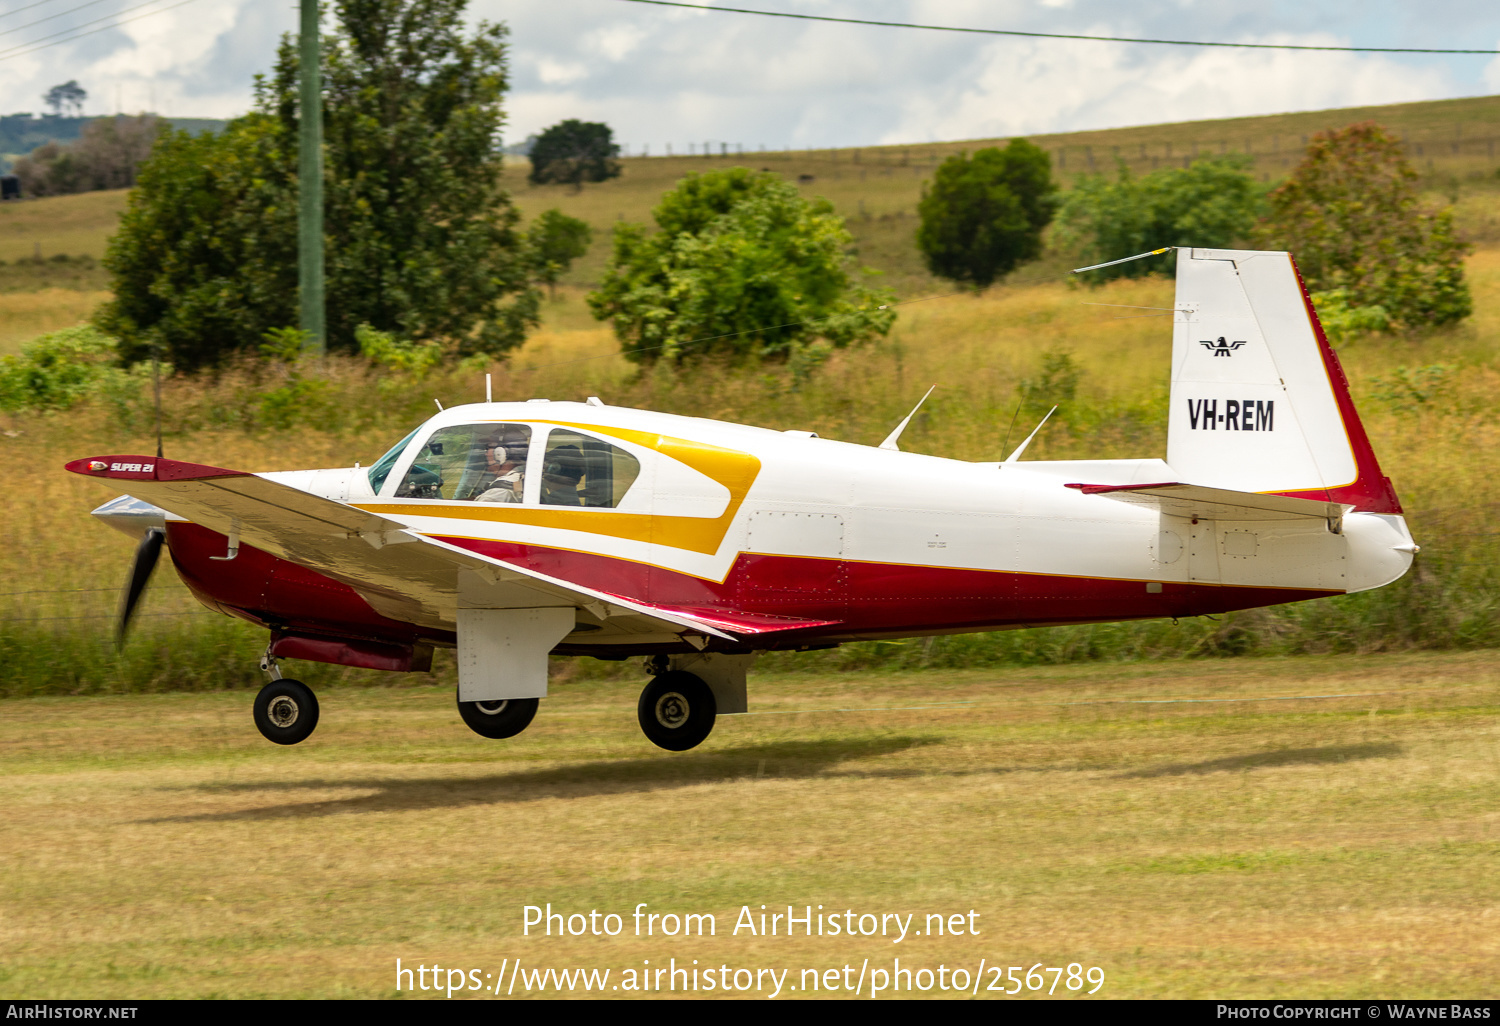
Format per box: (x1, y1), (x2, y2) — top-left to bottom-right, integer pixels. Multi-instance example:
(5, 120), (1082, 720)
(1066, 481), (1351, 521)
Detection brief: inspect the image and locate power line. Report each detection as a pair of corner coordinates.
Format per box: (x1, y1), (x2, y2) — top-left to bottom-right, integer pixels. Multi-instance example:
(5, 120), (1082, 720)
(0, 0), (115, 39)
(612, 0), (1500, 55)
(0, 0), (200, 63)
(0, 0), (71, 24)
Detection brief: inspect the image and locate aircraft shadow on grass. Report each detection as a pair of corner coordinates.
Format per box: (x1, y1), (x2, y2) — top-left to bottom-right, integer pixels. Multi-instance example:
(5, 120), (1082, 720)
(146, 735), (944, 823)
(1113, 742), (1402, 779)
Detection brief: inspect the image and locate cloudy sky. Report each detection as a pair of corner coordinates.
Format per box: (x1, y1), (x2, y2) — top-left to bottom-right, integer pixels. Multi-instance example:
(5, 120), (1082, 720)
(3, 0), (1499, 149)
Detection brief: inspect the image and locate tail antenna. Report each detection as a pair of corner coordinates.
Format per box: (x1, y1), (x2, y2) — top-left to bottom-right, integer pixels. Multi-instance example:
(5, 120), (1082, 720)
(878, 385), (936, 452)
(1002, 406), (1058, 465)
(485, 373), (493, 403)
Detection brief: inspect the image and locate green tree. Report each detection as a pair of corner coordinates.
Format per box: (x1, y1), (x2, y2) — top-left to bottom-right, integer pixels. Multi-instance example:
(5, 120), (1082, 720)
(528, 119), (621, 191)
(588, 167), (894, 363)
(1259, 122), (1471, 330)
(97, 0), (541, 371)
(1057, 155), (1262, 282)
(526, 208), (592, 297)
(916, 141), (1058, 288)
(43, 80), (87, 118)
(96, 119), (296, 369)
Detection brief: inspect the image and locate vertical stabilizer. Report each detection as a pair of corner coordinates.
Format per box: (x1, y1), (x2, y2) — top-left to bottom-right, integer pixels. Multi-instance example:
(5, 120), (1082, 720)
(1167, 248), (1401, 513)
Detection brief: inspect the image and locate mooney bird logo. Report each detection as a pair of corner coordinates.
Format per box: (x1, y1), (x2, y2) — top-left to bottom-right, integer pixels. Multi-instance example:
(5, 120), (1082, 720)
(1200, 336), (1248, 357)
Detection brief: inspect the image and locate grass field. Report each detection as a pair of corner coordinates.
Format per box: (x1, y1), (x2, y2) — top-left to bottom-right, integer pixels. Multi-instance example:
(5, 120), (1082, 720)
(2, 651), (1497, 999)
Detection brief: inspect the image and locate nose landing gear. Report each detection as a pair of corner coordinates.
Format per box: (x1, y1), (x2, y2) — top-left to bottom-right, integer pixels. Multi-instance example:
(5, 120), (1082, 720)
(252, 646), (318, 745)
(253, 678), (320, 745)
(638, 670), (716, 751)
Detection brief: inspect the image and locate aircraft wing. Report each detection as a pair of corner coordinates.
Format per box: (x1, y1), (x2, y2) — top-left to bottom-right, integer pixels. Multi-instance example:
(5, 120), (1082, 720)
(1065, 481), (1352, 522)
(65, 455), (827, 642)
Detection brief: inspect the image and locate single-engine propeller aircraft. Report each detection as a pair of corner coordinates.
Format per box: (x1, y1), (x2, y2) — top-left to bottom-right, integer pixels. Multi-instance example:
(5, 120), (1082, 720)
(69, 248), (1418, 751)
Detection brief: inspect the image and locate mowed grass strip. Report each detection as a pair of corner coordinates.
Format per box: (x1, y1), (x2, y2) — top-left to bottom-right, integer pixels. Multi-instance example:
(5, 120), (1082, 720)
(2, 651), (1497, 999)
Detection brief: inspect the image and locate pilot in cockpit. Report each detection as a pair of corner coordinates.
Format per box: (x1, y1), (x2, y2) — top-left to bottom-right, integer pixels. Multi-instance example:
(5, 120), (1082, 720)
(473, 428), (529, 502)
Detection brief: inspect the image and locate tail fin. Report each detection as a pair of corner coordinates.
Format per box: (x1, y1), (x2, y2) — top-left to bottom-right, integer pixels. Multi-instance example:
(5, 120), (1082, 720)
(1166, 247), (1401, 514)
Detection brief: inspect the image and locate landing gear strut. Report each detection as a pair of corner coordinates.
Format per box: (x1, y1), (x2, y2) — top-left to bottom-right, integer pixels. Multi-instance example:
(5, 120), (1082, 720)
(638, 670), (716, 751)
(253, 646), (318, 745)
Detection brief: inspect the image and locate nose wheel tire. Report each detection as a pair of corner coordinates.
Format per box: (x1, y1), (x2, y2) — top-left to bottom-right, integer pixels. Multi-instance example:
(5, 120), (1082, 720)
(253, 679), (320, 745)
(638, 671), (716, 751)
(457, 695), (540, 739)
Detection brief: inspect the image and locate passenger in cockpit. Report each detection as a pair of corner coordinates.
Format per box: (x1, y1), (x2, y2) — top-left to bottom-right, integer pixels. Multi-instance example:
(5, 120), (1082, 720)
(474, 428), (529, 502)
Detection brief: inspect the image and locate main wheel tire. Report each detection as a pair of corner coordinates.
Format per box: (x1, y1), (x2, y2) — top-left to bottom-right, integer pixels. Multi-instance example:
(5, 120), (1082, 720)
(457, 695), (539, 739)
(253, 679), (320, 745)
(637, 671), (716, 752)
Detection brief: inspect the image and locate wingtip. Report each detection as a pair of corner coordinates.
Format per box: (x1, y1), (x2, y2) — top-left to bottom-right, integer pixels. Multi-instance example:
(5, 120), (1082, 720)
(65, 455), (250, 482)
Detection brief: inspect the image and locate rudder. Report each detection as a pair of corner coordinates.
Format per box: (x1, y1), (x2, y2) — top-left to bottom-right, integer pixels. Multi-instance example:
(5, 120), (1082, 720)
(1166, 247), (1401, 513)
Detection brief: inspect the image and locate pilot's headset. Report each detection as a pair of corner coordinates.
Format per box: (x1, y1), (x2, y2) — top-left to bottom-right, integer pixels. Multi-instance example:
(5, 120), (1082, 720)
(499, 431), (529, 465)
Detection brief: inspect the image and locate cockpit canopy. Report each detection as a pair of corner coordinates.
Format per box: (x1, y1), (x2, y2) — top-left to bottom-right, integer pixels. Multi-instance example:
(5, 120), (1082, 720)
(367, 421), (642, 509)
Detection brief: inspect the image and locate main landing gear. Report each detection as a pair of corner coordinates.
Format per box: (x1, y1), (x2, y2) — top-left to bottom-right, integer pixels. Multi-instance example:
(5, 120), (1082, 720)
(638, 666), (717, 752)
(457, 695), (539, 739)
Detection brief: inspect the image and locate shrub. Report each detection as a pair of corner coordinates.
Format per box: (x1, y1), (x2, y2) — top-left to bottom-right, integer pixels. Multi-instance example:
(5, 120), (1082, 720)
(525, 209), (593, 296)
(1057, 156), (1262, 281)
(588, 167), (894, 363)
(1310, 288), (1390, 344)
(0, 326), (139, 412)
(1259, 122), (1471, 330)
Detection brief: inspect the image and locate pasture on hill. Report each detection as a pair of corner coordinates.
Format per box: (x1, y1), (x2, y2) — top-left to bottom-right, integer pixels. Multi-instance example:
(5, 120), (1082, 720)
(4, 91), (1500, 307)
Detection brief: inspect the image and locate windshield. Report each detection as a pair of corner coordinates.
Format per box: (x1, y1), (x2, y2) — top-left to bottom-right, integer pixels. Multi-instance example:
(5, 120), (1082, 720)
(396, 424), (533, 501)
(366, 429), (418, 494)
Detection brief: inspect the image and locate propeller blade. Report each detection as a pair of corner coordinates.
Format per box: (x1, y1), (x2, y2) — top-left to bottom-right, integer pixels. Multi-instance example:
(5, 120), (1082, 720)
(117, 527), (165, 648)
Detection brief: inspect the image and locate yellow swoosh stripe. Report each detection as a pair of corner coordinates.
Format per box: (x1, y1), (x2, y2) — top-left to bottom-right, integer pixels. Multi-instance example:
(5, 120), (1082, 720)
(355, 421), (761, 556)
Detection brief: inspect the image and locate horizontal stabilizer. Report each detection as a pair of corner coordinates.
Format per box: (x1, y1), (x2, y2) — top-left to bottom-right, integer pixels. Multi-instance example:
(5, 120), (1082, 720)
(1065, 481), (1351, 522)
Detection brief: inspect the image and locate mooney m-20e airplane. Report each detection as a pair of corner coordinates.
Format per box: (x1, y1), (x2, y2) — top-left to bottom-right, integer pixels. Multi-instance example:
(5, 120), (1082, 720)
(69, 248), (1418, 751)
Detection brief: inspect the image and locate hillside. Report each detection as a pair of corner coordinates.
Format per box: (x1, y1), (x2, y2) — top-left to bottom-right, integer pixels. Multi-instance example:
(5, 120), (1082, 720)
(0, 114), (227, 171)
(3, 91), (1499, 307)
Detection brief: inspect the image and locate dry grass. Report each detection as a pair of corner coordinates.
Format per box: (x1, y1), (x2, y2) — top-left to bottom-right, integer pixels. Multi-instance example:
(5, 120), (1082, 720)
(2, 651), (1497, 998)
(3, 245), (1495, 694)
(0, 289), (111, 355)
(0, 189), (129, 262)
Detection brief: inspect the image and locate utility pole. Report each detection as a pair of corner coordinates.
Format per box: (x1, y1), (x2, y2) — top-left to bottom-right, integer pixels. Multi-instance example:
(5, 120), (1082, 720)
(298, 0), (325, 355)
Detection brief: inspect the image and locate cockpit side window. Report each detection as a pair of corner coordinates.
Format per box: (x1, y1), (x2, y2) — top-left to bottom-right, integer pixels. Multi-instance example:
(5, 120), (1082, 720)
(367, 429), (418, 494)
(540, 430), (641, 508)
(395, 424), (532, 502)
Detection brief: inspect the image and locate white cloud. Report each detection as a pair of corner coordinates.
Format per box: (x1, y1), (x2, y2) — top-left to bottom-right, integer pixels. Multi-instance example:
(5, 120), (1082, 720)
(886, 31), (1456, 143)
(587, 23), (647, 62)
(1483, 41), (1500, 92)
(0, 0), (1493, 144)
(535, 57), (589, 85)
